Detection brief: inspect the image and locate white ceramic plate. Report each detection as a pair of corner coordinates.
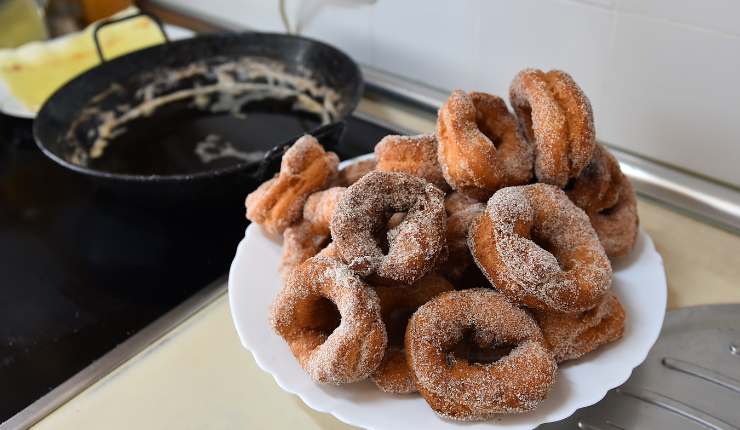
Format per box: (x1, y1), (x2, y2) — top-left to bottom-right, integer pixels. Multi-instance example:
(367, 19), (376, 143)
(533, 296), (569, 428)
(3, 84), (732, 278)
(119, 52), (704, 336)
(228, 172), (667, 430)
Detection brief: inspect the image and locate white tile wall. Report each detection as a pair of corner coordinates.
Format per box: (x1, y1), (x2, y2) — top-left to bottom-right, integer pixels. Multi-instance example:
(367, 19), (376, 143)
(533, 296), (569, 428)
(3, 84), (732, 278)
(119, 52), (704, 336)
(600, 10), (740, 186)
(472, 0), (614, 107)
(160, 0), (740, 187)
(368, 0), (480, 91)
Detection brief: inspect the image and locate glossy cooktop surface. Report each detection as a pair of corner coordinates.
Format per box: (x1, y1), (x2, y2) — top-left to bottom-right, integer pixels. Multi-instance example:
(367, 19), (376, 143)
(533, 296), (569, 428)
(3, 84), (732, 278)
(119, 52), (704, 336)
(0, 113), (390, 423)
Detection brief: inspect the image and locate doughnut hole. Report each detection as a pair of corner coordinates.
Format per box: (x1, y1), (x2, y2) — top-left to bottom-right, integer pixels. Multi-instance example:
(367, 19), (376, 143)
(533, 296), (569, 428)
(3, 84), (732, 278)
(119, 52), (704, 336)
(445, 328), (517, 366)
(598, 204), (617, 217)
(517, 104), (535, 143)
(475, 116), (502, 149)
(378, 212), (408, 254)
(530, 231), (572, 271)
(472, 96), (507, 149)
(295, 295), (341, 337)
(511, 215), (572, 272)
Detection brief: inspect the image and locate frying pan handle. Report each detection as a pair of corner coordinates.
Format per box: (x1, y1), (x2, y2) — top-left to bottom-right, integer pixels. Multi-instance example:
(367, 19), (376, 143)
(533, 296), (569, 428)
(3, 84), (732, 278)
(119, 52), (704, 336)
(251, 122), (347, 182)
(92, 11), (170, 63)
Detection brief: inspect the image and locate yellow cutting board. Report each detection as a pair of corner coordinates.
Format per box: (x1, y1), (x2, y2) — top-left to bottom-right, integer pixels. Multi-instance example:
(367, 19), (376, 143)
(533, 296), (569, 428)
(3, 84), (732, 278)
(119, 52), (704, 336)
(0, 7), (166, 114)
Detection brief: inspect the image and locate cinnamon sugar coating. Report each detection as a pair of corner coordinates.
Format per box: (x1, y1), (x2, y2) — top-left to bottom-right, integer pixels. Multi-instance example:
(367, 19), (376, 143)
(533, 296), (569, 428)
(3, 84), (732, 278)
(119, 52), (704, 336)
(510, 69), (595, 187)
(270, 256), (387, 384)
(303, 187), (346, 236)
(371, 274), (454, 393)
(405, 289), (557, 420)
(469, 184), (612, 313)
(437, 90), (533, 200)
(590, 176), (639, 257)
(330, 171), (447, 284)
(441, 193), (484, 280)
(567, 144), (623, 214)
(375, 134), (450, 192)
(316, 242), (340, 260)
(279, 187), (347, 281)
(333, 157), (376, 187)
(533, 291), (625, 362)
(280, 221), (329, 281)
(245, 135), (339, 236)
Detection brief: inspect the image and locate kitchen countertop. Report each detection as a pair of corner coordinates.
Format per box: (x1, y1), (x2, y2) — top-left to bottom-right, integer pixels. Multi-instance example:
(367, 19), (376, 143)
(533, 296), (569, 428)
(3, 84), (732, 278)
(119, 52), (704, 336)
(32, 99), (740, 430)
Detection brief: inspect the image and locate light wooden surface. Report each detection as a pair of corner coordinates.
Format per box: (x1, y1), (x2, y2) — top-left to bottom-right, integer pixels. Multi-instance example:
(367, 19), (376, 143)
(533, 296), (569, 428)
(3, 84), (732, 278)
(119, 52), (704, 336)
(33, 101), (740, 430)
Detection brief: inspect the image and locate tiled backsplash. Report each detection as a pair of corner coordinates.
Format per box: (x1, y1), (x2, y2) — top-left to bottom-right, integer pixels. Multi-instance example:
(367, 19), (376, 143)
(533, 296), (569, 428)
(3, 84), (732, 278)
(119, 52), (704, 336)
(161, 0), (740, 188)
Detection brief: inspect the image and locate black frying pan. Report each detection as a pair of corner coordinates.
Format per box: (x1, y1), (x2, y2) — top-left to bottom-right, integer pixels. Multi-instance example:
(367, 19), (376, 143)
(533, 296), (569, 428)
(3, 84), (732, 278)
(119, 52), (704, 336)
(33, 13), (362, 203)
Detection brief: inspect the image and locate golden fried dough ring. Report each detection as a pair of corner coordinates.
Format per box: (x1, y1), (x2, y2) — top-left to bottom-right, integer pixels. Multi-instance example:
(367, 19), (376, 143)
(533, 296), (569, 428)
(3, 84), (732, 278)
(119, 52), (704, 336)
(303, 187), (346, 236)
(469, 184), (612, 313)
(245, 135), (339, 236)
(406, 289), (557, 420)
(333, 157), (376, 187)
(270, 256), (387, 384)
(440, 192), (484, 280)
(375, 134), (450, 192)
(330, 171), (447, 284)
(510, 69), (595, 187)
(316, 242), (340, 260)
(280, 221), (329, 281)
(279, 187), (346, 281)
(567, 144), (622, 214)
(533, 291), (625, 362)
(371, 275), (454, 393)
(590, 176), (639, 258)
(437, 90), (533, 200)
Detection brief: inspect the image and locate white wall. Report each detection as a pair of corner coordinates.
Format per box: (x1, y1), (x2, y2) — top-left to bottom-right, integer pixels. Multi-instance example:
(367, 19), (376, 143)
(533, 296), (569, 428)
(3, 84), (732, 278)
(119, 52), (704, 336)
(161, 0), (740, 188)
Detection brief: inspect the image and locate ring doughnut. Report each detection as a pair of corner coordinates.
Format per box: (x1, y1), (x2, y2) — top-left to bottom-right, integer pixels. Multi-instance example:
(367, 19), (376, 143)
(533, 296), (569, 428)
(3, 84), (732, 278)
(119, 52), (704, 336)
(509, 69), (595, 187)
(333, 157), (376, 187)
(330, 171), (447, 284)
(566, 144), (622, 214)
(279, 187), (346, 281)
(246, 135), (339, 235)
(270, 256), (387, 384)
(437, 90), (533, 200)
(533, 291), (625, 362)
(316, 242), (340, 260)
(441, 192), (484, 280)
(468, 183), (612, 313)
(371, 275), (454, 393)
(303, 187), (346, 236)
(589, 176), (639, 257)
(375, 134), (450, 191)
(280, 221), (329, 281)
(405, 289), (557, 420)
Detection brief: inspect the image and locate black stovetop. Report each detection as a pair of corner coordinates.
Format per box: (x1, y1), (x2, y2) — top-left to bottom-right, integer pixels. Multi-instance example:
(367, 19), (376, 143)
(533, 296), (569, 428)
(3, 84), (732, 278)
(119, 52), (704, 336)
(0, 112), (390, 423)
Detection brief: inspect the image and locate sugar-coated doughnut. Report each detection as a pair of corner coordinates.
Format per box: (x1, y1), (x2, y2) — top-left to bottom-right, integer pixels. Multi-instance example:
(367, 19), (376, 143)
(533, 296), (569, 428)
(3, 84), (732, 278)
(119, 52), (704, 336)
(371, 275), (454, 393)
(270, 256), (387, 384)
(375, 133), (450, 192)
(333, 157), (376, 187)
(279, 187), (346, 281)
(566, 144), (622, 214)
(280, 221), (329, 281)
(469, 184), (612, 312)
(331, 171), (447, 284)
(533, 291), (625, 362)
(590, 176), (639, 258)
(440, 192), (484, 280)
(510, 69), (595, 187)
(406, 289), (557, 420)
(246, 135), (339, 235)
(437, 90), (533, 200)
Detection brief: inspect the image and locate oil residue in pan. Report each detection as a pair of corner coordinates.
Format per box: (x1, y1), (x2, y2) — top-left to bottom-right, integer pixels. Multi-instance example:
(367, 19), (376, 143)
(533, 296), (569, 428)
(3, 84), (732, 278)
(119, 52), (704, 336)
(87, 98), (321, 175)
(64, 57), (340, 176)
